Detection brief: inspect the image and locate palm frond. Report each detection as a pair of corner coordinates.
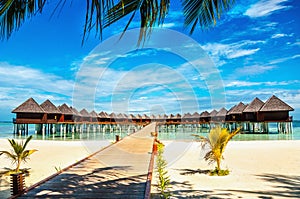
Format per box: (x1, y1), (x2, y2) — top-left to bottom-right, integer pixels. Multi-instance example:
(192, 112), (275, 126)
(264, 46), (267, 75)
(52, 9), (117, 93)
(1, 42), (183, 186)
(182, 0), (236, 34)
(104, 0), (170, 45)
(22, 135), (33, 152)
(0, 0), (46, 40)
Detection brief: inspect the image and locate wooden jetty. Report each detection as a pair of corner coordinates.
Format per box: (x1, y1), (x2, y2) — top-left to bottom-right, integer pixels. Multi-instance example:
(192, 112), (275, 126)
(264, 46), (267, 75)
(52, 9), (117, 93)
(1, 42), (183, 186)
(17, 123), (157, 199)
(12, 95), (294, 135)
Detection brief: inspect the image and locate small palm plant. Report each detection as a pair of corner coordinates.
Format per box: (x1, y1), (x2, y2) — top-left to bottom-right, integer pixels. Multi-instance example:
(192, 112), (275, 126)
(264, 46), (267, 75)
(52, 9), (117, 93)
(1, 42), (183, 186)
(0, 135), (37, 173)
(194, 126), (240, 176)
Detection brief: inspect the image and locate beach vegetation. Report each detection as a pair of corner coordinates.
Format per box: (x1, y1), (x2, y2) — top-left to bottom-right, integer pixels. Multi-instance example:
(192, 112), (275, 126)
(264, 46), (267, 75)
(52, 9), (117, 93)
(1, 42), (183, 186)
(156, 143), (171, 198)
(0, 0), (236, 44)
(193, 126), (240, 176)
(0, 136), (37, 173)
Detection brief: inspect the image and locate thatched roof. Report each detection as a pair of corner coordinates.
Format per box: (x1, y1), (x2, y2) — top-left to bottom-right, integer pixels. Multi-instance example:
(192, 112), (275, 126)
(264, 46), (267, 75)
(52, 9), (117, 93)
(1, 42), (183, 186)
(243, 97), (264, 113)
(70, 107), (82, 116)
(175, 113), (182, 119)
(168, 114), (175, 119)
(149, 114), (156, 119)
(228, 102), (247, 115)
(200, 111), (210, 118)
(90, 110), (99, 118)
(142, 114), (150, 119)
(182, 113), (192, 119)
(80, 109), (90, 117)
(99, 111), (108, 118)
(209, 110), (218, 117)
(260, 95), (294, 112)
(216, 108), (227, 117)
(192, 112), (200, 118)
(40, 100), (61, 114)
(128, 114), (136, 119)
(58, 104), (73, 115)
(12, 98), (45, 113)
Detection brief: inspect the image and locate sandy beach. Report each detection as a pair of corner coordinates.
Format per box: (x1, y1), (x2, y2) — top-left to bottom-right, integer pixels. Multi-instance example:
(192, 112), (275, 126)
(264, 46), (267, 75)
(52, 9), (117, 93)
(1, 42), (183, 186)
(0, 139), (110, 198)
(1, 138), (300, 198)
(152, 140), (300, 198)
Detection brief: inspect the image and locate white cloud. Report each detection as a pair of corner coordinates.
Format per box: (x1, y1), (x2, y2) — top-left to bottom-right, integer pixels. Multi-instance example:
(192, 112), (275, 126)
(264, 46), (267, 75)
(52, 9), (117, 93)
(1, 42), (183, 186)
(201, 40), (263, 66)
(245, 0), (291, 18)
(0, 62), (75, 119)
(269, 54), (300, 64)
(227, 48), (260, 59)
(271, 33), (293, 39)
(233, 65), (276, 76)
(271, 33), (287, 39)
(0, 62), (74, 95)
(225, 80), (300, 88)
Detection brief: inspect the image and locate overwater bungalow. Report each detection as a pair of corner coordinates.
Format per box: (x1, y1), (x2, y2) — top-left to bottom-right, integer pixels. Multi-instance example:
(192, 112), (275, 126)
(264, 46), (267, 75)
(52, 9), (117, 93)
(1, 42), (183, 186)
(12, 98), (46, 124)
(11, 95), (295, 135)
(149, 114), (156, 122)
(228, 102), (247, 122)
(109, 112), (117, 123)
(40, 100), (61, 123)
(259, 95), (294, 122)
(70, 107), (82, 122)
(90, 111), (99, 122)
(174, 113), (182, 123)
(200, 111), (210, 123)
(127, 114), (136, 123)
(209, 110), (218, 122)
(182, 113), (192, 123)
(191, 112), (200, 123)
(215, 108), (228, 122)
(99, 111), (110, 123)
(243, 97), (264, 122)
(80, 109), (91, 122)
(58, 104), (74, 123)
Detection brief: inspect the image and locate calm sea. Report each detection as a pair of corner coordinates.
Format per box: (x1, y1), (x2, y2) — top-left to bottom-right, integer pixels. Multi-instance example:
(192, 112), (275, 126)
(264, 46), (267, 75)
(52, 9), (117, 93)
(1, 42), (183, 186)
(0, 121), (299, 141)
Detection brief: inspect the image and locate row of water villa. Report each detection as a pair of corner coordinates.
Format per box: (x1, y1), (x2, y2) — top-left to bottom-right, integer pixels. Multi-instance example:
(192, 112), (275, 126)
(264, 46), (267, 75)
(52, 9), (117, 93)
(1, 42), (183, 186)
(12, 95), (294, 136)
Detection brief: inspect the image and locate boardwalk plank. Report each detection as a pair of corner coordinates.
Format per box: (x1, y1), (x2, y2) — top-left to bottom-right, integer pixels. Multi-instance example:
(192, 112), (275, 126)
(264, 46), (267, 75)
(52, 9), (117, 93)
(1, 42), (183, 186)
(19, 123), (156, 199)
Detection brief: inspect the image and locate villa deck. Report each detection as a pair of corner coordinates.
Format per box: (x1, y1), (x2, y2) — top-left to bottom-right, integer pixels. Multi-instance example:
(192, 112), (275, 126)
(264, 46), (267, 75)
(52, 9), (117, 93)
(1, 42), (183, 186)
(17, 123), (157, 199)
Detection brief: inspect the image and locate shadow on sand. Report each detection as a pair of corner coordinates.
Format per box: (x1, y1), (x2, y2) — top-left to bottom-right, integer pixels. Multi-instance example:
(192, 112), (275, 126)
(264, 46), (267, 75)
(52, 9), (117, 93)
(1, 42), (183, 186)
(19, 166), (148, 198)
(152, 171), (300, 198)
(224, 173), (300, 198)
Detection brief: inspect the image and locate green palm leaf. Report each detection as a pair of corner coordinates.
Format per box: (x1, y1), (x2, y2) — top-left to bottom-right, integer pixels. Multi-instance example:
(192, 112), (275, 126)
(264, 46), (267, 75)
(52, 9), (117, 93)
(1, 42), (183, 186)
(194, 126), (240, 174)
(0, 135), (37, 172)
(0, 0), (235, 43)
(0, 0), (46, 40)
(183, 0), (236, 34)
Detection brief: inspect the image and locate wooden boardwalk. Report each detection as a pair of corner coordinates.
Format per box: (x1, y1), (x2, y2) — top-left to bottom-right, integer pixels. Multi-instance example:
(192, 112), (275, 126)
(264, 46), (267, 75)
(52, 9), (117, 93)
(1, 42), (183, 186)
(19, 123), (157, 199)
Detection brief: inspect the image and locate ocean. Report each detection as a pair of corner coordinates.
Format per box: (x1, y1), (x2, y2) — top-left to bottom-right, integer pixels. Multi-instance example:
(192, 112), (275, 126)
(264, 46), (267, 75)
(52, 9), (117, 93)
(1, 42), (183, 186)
(0, 121), (299, 141)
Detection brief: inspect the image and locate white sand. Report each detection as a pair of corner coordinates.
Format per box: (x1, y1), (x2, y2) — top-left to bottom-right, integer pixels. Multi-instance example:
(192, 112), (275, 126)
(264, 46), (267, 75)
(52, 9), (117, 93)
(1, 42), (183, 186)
(0, 139), (110, 198)
(1, 139), (300, 198)
(152, 140), (300, 199)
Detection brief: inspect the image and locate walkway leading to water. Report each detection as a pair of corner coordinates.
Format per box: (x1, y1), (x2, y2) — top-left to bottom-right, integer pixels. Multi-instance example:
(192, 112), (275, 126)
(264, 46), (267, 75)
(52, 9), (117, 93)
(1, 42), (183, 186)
(19, 123), (157, 199)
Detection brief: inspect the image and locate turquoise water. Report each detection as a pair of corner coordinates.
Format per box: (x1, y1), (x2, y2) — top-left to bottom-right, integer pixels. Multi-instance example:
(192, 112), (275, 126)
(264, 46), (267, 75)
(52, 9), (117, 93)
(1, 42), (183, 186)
(157, 122), (300, 141)
(0, 121), (300, 141)
(0, 123), (140, 141)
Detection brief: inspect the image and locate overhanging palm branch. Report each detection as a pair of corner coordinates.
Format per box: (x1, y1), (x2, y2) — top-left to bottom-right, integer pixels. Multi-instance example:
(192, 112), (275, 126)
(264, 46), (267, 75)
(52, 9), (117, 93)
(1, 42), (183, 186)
(183, 0), (236, 34)
(0, 0), (46, 40)
(0, 0), (235, 44)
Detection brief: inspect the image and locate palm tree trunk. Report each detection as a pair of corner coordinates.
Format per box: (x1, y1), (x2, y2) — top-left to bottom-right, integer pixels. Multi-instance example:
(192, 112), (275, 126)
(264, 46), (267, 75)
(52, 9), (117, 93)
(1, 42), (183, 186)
(16, 158), (21, 172)
(216, 158), (221, 174)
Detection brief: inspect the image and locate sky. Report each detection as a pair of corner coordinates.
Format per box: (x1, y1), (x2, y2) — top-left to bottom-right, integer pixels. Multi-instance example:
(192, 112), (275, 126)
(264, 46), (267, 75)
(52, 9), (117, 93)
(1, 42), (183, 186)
(0, 0), (299, 121)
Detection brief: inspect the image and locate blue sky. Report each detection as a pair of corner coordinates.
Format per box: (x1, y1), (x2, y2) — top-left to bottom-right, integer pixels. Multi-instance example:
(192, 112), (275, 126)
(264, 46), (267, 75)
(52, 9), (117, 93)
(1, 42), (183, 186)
(0, 0), (299, 121)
